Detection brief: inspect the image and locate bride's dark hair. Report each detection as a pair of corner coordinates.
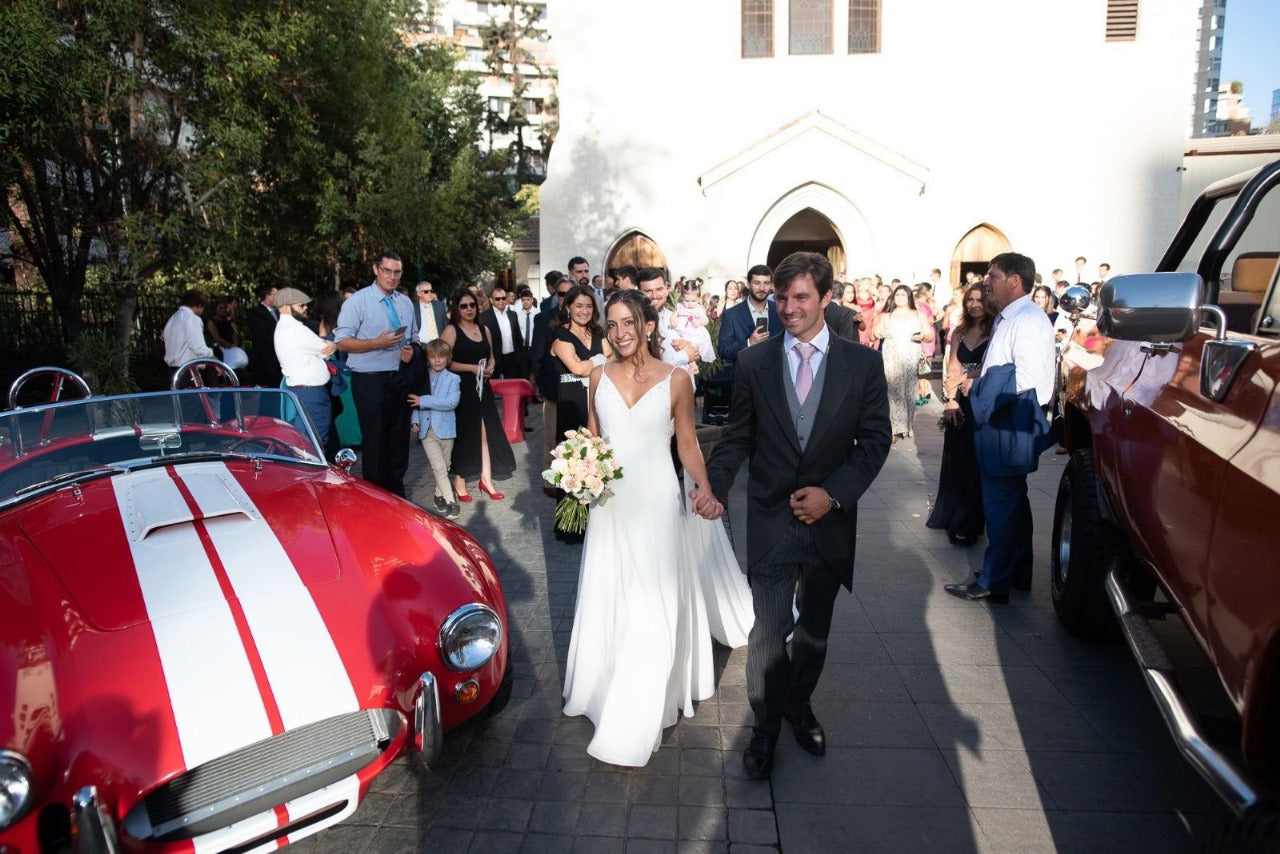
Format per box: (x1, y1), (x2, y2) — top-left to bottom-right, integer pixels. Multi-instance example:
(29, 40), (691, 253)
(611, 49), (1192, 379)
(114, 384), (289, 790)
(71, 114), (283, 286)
(605, 290), (663, 360)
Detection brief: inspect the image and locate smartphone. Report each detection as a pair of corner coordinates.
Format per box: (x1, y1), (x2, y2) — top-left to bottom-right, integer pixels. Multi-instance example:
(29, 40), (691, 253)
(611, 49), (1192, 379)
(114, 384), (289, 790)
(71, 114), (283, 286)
(754, 318), (769, 334)
(393, 325), (408, 337)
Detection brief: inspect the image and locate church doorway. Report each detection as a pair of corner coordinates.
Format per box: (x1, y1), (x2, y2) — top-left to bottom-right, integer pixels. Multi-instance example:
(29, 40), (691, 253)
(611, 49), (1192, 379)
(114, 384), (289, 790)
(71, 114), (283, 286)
(606, 231), (668, 277)
(766, 208), (846, 278)
(949, 223), (1011, 289)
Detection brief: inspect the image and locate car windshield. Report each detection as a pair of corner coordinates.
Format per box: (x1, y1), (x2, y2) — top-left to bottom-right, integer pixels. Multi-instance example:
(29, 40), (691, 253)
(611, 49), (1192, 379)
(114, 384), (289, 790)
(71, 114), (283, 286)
(0, 389), (327, 508)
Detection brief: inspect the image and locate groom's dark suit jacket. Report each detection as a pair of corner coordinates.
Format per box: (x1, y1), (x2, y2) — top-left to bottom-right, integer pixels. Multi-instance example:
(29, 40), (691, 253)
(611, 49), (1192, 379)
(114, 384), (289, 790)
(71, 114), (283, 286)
(706, 332), (891, 589)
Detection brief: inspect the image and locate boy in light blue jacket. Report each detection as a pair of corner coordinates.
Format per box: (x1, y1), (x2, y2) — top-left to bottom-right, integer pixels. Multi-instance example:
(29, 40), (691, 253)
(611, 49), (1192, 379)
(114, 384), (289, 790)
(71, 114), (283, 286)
(408, 338), (462, 519)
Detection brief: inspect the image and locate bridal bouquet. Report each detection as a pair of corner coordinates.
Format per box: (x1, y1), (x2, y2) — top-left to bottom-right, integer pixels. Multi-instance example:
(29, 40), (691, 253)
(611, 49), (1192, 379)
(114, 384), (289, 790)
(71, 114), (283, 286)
(542, 429), (623, 534)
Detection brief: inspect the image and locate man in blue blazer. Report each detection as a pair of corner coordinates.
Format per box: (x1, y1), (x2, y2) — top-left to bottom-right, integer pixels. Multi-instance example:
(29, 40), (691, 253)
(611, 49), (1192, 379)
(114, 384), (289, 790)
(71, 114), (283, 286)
(945, 252), (1055, 605)
(718, 264), (782, 384)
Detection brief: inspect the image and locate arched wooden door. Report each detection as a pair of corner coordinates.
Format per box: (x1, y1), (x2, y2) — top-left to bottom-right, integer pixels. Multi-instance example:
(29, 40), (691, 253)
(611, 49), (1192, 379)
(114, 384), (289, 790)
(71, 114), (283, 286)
(950, 224), (1011, 288)
(606, 231), (668, 277)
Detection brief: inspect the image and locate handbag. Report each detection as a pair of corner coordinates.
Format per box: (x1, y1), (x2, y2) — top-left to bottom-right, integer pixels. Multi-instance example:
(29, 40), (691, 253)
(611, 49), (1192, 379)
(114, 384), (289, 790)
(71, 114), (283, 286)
(917, 355), (933, 377)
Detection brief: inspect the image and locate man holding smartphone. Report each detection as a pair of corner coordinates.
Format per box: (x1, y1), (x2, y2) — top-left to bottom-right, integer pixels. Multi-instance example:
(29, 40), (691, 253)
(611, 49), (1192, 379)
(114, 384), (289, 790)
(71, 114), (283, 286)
(718, 264), (781, 385)
(334, 249), (417, 496)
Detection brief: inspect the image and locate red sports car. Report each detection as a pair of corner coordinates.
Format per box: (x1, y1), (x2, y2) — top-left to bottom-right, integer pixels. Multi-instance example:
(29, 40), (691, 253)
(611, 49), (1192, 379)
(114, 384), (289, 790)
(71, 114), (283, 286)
(0, 368), (511, 852)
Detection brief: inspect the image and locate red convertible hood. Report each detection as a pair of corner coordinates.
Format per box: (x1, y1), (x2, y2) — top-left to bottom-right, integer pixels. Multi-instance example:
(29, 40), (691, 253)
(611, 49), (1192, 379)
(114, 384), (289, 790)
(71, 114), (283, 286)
(18, 462), (342, 632)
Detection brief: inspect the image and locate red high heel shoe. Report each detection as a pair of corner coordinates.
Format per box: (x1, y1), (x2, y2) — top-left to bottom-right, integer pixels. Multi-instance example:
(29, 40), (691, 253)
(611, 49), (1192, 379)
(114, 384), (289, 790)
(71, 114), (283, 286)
(478, 480), (505, 501)
(453, 480), (472, 502)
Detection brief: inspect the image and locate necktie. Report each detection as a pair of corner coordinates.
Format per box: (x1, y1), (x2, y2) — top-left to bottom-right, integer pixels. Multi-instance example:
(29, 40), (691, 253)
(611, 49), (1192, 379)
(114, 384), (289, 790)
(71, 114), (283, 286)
(524, 312), (532, 346)
(420, 303), (438, 342)
(383, 296), (403, 343)
(794, 342), (816, 405)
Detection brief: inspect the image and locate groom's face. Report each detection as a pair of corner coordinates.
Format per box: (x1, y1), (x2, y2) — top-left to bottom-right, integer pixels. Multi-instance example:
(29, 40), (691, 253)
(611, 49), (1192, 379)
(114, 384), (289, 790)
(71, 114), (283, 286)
(775, 272), (831, 342)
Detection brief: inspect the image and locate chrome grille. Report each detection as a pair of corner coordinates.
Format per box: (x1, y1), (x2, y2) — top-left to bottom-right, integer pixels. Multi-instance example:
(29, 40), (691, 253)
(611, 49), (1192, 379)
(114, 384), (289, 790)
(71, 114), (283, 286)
(124, 709), (400, 841)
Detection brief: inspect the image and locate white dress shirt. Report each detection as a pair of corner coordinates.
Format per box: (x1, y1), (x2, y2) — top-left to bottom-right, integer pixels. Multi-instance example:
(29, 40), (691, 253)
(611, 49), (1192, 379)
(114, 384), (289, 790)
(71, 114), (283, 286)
(516, 306), (538, 348)
(782, 323), (831, 386)
(275, 314), (332, 387)
(490, 307), (515, 354)
(162, 306), (213, 367)
(981, 293), (1055, 405)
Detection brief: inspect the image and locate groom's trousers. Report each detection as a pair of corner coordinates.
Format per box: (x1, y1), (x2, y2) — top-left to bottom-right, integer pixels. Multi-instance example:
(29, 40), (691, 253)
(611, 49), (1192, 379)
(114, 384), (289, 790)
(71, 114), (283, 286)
(746, 523), (842, 739)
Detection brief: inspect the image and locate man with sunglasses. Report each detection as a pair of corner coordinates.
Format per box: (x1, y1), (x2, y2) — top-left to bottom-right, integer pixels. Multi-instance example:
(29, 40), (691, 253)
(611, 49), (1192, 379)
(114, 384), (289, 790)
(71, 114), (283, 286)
(484, 285), (527, 379)
(334, 249), (417, 497)
(413, 281), (447, 345)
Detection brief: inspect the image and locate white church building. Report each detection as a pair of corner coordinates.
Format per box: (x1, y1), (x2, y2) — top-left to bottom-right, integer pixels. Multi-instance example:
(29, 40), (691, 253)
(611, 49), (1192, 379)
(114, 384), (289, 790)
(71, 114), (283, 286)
(538, 0), (1201, 290)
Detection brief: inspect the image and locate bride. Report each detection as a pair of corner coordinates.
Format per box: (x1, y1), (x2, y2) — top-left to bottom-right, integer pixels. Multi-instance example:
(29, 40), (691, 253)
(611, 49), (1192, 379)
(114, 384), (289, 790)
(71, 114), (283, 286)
(562, 289), (753, 767)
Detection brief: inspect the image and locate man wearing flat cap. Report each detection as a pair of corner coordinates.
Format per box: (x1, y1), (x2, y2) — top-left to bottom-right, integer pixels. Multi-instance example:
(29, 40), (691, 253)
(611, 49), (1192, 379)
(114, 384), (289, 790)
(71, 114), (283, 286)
(274, 287), (337, 449)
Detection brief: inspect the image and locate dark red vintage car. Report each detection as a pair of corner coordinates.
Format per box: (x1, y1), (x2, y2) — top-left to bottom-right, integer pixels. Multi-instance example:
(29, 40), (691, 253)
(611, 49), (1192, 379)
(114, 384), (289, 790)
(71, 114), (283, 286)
(1052, 160), (1280, 820)
(0, 366), (510, 852)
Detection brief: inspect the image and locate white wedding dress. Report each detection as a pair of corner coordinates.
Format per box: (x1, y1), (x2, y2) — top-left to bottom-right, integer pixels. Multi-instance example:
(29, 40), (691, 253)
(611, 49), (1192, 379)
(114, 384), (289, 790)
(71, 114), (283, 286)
(562, 370), (754, 767)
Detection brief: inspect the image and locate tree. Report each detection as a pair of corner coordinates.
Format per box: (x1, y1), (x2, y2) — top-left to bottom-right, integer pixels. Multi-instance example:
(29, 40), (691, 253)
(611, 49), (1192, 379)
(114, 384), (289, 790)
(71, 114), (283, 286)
(0, 0), (192, 345)
(479, 1), (557, 187)
(2, 0), (520, 369)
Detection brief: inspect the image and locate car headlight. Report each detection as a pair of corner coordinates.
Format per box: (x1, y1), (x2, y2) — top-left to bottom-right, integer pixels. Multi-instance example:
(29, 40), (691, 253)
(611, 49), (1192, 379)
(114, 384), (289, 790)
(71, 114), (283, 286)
(0, 750), (33, 829)
(438, 603), (503, 671)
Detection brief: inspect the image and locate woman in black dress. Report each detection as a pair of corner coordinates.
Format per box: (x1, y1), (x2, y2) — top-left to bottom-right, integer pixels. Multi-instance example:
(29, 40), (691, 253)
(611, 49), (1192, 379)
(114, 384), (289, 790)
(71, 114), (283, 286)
(927, 285), (993, 545)
(549, 283), (613, 443)
(442, 289), (516, 501)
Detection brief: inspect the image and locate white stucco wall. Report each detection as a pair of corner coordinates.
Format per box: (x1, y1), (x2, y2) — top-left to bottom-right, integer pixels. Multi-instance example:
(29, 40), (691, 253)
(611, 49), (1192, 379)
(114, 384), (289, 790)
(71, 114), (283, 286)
(541, 0), (1199, 285)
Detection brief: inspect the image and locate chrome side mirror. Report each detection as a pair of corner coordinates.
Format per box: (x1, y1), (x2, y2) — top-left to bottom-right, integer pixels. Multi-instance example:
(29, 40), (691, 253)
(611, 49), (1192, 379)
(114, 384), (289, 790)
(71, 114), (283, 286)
(334, 448), (357, 472)
(1058, 285), (1091, 316)
(1098, 273), (1203, 343)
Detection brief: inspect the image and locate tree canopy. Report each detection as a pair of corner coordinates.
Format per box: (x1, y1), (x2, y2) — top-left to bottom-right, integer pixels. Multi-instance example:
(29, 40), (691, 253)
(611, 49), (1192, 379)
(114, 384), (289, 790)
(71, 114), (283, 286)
(1, 0), (518, 351)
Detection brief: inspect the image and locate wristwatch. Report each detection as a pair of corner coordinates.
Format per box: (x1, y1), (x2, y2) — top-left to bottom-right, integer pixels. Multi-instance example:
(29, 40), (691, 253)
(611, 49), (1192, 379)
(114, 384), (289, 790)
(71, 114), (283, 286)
(828, 495), (841, 512)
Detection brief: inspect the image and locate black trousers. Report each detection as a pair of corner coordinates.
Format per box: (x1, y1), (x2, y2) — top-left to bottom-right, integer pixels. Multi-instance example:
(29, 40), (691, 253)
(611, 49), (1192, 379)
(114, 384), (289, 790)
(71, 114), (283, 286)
(746, 530), (842, 739)
(351, 371), (411, 497)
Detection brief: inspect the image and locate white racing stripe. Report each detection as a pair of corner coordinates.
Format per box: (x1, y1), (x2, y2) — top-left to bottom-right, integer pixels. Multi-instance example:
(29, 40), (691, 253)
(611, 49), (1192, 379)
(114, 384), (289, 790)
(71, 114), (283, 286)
(112, 470), (273, 770)
(174, 464), (360, 730)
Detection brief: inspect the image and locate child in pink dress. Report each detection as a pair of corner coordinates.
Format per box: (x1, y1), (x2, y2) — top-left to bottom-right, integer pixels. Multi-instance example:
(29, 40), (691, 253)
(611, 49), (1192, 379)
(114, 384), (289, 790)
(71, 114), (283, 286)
(669, 281), (716, 373)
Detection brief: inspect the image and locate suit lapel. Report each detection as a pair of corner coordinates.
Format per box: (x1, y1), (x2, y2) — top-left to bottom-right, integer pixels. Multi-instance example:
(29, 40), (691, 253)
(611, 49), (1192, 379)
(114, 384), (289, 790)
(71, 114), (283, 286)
(757, 338), (802, 454)
(806, 340), (854, 453)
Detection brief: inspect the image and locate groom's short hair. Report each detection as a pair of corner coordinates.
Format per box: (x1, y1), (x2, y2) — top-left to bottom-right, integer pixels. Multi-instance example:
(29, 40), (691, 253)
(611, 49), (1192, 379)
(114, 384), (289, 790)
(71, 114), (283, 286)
(773, 252), (833, 297)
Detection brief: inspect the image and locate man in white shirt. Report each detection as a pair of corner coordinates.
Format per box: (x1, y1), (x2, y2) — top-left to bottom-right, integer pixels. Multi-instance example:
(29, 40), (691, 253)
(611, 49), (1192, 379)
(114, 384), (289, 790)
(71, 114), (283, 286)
(946, 252), (1055, 605)
(162, 290), (214, 368)
(274, 287), (337, 449)
(514, 286), (539, 376)
(484, 284), (527, 378)
(638, 267), (698, 372)
(929, 267), (953, 320)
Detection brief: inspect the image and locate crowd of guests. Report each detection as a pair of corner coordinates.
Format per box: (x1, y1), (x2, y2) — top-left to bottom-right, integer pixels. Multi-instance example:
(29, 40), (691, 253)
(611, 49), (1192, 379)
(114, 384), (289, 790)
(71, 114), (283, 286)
(158, 248), (1113, 537)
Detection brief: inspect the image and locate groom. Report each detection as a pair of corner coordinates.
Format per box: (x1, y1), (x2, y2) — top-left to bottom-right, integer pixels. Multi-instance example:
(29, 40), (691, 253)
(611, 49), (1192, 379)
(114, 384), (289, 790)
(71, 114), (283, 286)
(707, 251), (891, 780)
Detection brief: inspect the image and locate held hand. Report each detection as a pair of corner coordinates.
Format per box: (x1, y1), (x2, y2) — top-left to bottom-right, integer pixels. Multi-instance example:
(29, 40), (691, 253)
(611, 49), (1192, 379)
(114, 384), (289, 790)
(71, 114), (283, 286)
(321, 341), (337, 356)
(407, 393), (421, 407)
(375, 329), (402, 349)
(483, 361), (495, 378)
(789, 487), (832, 526)
(943, 405), (964, 427)
(410, 421), (419, 433)
(399, 344), (414, 363)
(748, 327), (769, 345)
(689, 486), (724, 520)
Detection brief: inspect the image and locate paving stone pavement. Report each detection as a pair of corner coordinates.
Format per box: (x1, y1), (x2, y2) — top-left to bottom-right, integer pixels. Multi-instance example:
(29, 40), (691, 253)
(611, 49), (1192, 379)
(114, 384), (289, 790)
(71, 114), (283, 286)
(292, 398), (1231, 853)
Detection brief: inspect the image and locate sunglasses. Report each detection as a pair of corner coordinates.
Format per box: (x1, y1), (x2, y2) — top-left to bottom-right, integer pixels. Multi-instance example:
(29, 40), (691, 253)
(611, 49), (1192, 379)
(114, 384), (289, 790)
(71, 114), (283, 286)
(556, 290), (571, 298)
(458, 302), (477, 309)
(417, 287), (433, 294)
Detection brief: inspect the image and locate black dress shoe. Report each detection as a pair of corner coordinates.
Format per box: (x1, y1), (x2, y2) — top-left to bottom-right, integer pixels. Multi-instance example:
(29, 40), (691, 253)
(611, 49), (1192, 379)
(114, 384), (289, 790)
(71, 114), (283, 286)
(783, 705), (826, 756)
(742, 734), (776, 780)
(1011, 577), (1032, 592)
(944, 581), (1008, 605)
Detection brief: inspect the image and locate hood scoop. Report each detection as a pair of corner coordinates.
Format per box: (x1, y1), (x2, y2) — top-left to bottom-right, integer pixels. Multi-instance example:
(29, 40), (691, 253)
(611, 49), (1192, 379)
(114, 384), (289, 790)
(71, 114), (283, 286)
(120, 467), (256, 542)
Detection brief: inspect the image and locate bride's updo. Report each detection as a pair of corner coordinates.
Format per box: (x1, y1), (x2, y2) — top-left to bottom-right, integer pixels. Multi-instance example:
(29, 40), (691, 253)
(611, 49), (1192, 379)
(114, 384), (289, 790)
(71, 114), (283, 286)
(605, 290), (663, 360)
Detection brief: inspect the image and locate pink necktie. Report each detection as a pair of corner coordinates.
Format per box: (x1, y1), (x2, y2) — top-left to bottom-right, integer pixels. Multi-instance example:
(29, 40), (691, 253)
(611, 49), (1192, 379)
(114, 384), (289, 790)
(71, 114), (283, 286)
(794, 342), (816, 404)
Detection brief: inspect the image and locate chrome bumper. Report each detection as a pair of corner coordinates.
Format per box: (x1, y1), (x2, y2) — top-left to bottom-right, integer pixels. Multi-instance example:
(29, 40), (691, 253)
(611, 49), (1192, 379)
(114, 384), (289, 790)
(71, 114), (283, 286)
(1105, 570), (1259, 816)
(72, 786), (120, 854)
(413, 672), (443, 766)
